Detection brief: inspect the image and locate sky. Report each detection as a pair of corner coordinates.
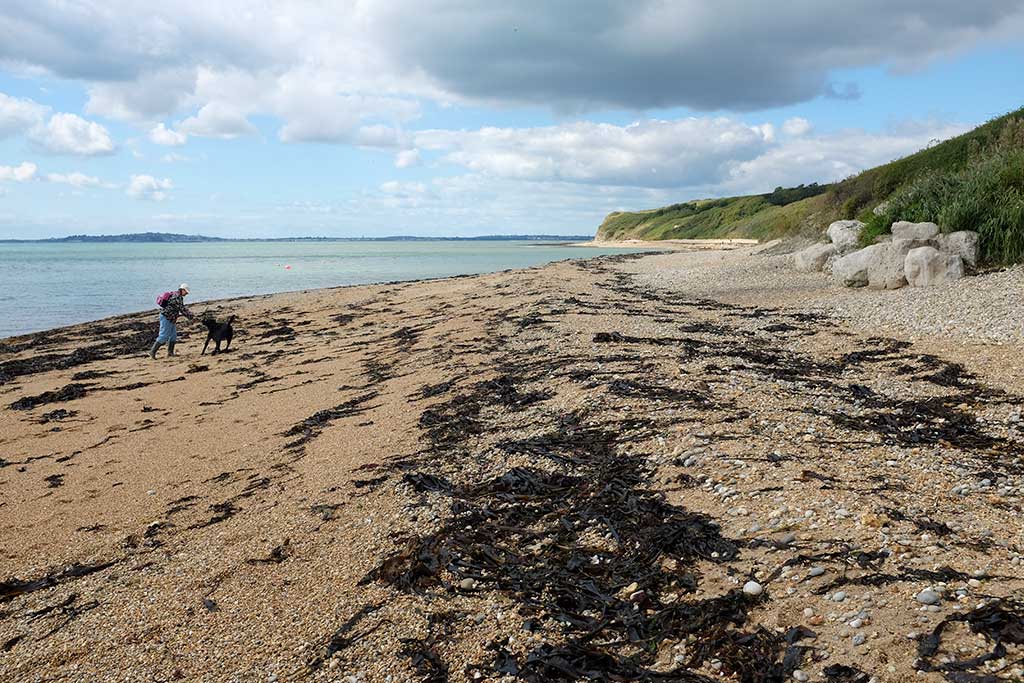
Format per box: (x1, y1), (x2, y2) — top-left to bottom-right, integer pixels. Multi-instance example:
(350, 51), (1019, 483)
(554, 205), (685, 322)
(0, 1), (1023, 239)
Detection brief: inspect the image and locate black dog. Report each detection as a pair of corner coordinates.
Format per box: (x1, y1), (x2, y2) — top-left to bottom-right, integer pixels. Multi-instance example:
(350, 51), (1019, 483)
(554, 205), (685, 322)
(201, 315), (235, 355)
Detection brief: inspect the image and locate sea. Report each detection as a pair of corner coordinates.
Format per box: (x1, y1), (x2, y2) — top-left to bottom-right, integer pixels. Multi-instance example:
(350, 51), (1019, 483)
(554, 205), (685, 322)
(0, 240), (648, 339)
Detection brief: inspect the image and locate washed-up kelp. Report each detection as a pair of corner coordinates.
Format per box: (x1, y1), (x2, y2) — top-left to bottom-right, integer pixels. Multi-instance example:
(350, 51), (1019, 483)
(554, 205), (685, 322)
(358, 401), (820, 681)
(0, 320), (158, 384)
(9, 383), (89, 410)
(283, 392), (378, 452)
(916, 598), (1024, 681)
(0, 560), (118, 603)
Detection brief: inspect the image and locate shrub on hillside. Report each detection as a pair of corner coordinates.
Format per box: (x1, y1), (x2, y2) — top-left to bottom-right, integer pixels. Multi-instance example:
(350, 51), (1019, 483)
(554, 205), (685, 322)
(764, 183), (829, 207)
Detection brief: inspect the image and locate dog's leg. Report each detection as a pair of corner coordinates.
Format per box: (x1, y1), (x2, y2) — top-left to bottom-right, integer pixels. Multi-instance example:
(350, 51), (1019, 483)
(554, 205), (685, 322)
(202, 335), (211, 355)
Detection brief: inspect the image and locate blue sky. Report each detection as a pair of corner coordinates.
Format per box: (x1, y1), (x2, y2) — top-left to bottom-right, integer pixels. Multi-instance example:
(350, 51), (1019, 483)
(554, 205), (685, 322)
(1, 1), (1022, 238)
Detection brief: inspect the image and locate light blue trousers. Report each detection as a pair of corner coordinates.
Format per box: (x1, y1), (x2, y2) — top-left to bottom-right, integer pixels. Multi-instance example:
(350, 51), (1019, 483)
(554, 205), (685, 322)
(156, 314), (178, 343)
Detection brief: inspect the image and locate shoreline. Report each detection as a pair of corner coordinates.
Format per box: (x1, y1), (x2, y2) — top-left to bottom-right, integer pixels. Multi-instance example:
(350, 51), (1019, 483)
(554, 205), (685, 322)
(2, 249), (1023, 681)
(569, 237), (760, 250)
(0, 250), (643, 343)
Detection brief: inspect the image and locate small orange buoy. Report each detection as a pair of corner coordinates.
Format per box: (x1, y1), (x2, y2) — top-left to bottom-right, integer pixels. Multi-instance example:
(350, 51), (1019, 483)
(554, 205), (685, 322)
(284, 264), (292, 270)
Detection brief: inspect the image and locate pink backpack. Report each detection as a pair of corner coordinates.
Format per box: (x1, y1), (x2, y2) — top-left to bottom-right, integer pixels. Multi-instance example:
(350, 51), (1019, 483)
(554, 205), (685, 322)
(156, 291), (175, 308)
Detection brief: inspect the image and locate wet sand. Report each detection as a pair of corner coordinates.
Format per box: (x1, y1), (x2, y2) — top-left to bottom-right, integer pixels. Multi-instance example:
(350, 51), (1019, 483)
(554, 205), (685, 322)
(1, 252), (1023, 682)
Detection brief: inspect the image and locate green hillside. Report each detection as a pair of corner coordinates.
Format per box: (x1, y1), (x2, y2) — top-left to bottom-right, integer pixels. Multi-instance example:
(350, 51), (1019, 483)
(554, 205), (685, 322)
(597, 107), (1024, 263)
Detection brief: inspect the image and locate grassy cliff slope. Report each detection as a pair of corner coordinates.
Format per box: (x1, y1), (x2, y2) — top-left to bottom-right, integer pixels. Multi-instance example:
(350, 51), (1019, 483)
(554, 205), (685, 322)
(597, 107), (1024, 262)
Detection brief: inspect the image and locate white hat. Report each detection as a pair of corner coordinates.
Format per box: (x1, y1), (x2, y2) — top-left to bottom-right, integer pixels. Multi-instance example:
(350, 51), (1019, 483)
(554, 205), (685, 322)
(179, 283), (190, 294)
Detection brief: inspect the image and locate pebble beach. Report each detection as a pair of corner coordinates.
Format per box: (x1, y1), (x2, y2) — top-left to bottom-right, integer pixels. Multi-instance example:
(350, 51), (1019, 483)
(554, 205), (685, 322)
(2, 248), (1023, 682)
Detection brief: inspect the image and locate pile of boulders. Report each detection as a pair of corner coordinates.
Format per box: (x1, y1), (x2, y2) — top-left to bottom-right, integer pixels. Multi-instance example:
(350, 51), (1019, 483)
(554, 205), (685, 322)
(793, 220), (979, 289)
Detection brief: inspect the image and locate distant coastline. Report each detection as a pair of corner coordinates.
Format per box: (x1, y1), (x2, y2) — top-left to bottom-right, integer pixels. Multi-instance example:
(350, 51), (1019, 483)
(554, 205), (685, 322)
(0, 231), (593, 244)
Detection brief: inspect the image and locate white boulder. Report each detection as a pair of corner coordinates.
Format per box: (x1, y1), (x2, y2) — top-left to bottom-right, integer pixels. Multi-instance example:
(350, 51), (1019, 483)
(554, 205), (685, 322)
(794, 243), (837, 272)
(832, 244), (885, 287)
(822, 252), (841, 275)
(891, 221), (939, 241)
(826, 220), (864, 255)
(867, 238), (917, 290)
(937, 231), (980, 269)
(905, 247), (964, 287)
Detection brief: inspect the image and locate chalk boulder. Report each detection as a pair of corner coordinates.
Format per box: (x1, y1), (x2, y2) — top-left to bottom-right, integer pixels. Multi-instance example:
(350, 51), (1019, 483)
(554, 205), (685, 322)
(867, 239), (917, 290)
(794, 243), (837, 272)
(822, 252), (841, 275)
(826, 220), (864, 255)
(937, 231), (980, 269)
(891, 221), (940, 241)
(832, 244), (885, 288)
(905, 247), (965, 287)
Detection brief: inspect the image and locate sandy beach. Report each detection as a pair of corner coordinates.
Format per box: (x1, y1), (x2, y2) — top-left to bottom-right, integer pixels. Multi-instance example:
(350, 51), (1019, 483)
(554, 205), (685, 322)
(2, 250), (1024, 683)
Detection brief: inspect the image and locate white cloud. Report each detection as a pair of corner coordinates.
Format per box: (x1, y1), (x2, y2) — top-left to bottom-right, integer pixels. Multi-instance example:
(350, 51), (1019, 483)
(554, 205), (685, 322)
(45, 171), (114, 189)
(0, 161), (37, 182)
(782, 117), (813, 137)
(149, 122), (187, 146)
(416, 117), (775, 188)
(127, 174), (173, 201)
(86, 67), (197, 122)
(177, 102), (256, 139)
(28, 113), (115, 155)
(411, 114), (970, 199)
(395, 148), (421, 168)
(1, 2), (1021, 120)
(0, 92), (48, 137)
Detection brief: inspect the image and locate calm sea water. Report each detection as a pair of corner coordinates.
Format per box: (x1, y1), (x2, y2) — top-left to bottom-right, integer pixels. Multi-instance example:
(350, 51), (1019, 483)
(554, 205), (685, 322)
(0, 240), (647, 339)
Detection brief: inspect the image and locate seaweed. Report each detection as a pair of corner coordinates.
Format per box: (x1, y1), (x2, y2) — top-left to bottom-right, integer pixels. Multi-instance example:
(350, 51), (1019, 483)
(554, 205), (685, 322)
(26, 592), (101, 639)
(0, 560), (118, 602)
(823, 664), (870, 682)
(38, 408), (77, 423)
(194, 501), (239, 528)
(9, 383), (89, 410)
(282, 392), (378, 452)
(352, 475), (388, 490)
(401, 612), (451, 683)
(916, 598), (1024, 681)
(247, 539), (291, 565)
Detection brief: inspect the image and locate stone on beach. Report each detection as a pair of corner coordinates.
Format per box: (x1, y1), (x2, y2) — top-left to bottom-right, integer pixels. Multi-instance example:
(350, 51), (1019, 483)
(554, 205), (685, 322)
(826, 220), (864, 255)
(866, 238), (918, 290)
(891, 221), (940, 241)
(905, 246), (965, 287)
(832, 244), (884, 287)
(794, 243), (837, 272)
(937, 230), (980, 269)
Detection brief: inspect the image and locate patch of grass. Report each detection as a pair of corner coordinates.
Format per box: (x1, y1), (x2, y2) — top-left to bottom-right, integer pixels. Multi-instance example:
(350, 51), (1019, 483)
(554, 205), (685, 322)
(866, 147), (1024, 263)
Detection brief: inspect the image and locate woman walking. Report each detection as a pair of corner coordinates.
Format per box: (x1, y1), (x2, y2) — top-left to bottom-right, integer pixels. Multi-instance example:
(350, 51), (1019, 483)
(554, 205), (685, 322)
(150, 284), (195, 358)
